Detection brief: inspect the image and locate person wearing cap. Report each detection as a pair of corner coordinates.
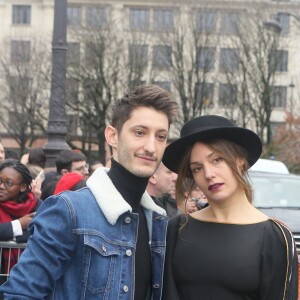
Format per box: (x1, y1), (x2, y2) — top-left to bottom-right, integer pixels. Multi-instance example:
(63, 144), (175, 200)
(162, 115), (298, 300)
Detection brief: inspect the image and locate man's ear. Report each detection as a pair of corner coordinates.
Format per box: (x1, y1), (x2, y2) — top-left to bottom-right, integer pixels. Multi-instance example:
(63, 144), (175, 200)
(105, 126), (118, 148)
(148, 174), (157, 185)
(61, 169), (69, 175)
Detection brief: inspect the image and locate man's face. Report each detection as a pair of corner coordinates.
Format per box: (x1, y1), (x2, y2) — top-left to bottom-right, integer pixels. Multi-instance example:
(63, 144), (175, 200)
(71, 160), (89, 178)
(154, 164), (177, 198)
(112, 106), (169, 178)
(0, 143), (5, 161)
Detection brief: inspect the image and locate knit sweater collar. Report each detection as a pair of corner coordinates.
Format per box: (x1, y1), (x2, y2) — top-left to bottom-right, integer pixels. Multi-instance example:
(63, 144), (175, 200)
(107, 159), (149, 211)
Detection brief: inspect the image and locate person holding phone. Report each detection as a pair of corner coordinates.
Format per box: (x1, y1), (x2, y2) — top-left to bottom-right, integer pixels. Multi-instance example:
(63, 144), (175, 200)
(0, 159), (42, 272)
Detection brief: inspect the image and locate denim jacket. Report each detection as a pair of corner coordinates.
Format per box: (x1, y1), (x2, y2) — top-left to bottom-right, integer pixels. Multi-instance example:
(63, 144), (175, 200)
(0, 168), (168, 300)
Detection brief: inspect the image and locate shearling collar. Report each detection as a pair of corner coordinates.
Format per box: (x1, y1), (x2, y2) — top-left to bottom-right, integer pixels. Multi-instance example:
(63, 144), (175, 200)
(86, 167), (166, 225)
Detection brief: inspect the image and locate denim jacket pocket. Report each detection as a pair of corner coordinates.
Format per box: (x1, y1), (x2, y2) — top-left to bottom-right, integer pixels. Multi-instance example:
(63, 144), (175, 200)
(82, 234), (120, 295)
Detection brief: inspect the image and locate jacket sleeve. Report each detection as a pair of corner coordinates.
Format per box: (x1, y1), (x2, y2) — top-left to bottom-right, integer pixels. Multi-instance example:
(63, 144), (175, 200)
(0, 195), (77, 299)
(14, 199), (44, 243)
(0, 222), (14, 241)
(162, 215), (183, 300)
(258, 220), (298, 300)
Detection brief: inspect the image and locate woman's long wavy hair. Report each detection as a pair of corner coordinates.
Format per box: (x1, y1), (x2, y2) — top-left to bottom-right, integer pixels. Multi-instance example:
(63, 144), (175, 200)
(0, 159), (33, 203)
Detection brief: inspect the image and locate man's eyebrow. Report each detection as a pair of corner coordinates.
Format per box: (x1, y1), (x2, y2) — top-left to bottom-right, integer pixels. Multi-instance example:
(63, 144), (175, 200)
(131, 125), (168, 132)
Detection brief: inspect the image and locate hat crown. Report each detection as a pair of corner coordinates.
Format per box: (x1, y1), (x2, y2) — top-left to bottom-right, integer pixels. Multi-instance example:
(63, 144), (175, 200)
(181, 115), (234, 138)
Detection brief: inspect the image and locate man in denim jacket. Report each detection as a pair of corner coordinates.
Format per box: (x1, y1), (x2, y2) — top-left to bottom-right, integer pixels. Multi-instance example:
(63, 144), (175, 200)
(0, 85), (178, 300)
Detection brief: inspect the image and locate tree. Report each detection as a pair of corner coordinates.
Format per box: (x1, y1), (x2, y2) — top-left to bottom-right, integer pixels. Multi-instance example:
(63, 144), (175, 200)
(152, 7), (220, 126)
(223, 10), (285, 145)
(66, 18), (148, 164)
(270, 113), (300, 173)
(0, 37), (51, 154)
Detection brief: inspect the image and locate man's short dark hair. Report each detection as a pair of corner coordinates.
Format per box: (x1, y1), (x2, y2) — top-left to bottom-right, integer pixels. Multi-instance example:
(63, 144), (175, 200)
(28, 147), (46, 169)
(55, 150), (86, 174)
(111, 84), (178, 132)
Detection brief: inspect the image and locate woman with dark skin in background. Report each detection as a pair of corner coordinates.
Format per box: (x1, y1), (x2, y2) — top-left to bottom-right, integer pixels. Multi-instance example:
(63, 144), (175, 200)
(0, 159), (42, 272)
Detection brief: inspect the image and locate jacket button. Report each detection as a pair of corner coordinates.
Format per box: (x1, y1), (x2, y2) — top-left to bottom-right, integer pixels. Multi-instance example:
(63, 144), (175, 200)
(126, 249), (132, 256)
(123, 285), (129, 292)
(125, 217), (131, 224)
(102, 245), (106, 252)
(153, 284), (159, 289)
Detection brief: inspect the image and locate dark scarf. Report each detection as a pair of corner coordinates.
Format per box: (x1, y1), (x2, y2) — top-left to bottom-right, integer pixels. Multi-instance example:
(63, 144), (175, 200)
(0, 192), (37, 273)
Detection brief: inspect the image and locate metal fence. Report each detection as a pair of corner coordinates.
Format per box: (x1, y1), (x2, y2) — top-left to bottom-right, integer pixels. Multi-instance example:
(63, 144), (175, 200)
(0, 241), (26, 283)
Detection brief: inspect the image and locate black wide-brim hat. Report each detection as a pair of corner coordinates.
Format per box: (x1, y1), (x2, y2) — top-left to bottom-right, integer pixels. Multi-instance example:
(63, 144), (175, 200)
(163, 115), (262, 173)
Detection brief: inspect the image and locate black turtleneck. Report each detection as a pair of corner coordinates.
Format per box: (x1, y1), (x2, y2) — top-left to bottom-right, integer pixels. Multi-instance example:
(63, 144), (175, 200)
(108, 159), (151, 299)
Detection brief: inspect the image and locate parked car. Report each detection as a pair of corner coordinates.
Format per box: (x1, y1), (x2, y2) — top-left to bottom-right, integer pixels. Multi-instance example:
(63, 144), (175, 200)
(249, 159), (300, 255)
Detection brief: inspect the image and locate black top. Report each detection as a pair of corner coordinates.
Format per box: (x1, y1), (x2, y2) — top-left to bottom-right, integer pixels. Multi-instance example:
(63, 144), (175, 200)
(152, 195), (179, 217)
(163, 215), (298, 300)
(108, 159), (151, 300)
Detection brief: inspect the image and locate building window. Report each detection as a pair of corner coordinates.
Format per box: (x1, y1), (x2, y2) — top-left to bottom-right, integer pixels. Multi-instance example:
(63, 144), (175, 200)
(67, 114), (79, 135)
(196, 82), (214, 106)
(220, 12), (239, 35)
(276, 13), (289, 35)
(67, 6), (81, 26)
(86, 6), (107, 28)
(129, 8), (149, 31)
(67, 43), (80, 67)
(128, 44), (148, 66)
(271, 86), (287, 108)
(10, 76), (30, 101)
(219, 83), (237, 107)
(66, 78), (79, 106)
(153, 81), (171, 92)
(195, 11), (216, 33)
(11, 40), (30, 63)
(269, 50), (288, 72)
(9, 111), (26, 130)
(153, 9), (174, 32)
(197, 47), (215, 71)
(220, 48), (240, 72)
(153, 45), (172, 68)
(12, 5), (31, 25)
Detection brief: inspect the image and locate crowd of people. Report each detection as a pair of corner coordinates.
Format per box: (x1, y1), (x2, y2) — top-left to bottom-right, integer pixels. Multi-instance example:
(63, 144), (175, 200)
(0, 84), (298, 299)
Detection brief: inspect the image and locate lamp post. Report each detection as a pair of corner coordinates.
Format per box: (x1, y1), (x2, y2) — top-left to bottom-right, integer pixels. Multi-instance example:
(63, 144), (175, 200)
(43, 0), (70, 168)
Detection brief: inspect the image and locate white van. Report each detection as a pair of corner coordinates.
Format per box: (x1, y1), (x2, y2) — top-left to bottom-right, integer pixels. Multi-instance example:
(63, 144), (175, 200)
(250, 158), (289, 174)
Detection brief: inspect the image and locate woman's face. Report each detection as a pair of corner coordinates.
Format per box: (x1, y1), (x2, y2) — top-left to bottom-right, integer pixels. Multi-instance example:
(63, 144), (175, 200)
(0, 167), (26, 202)
(189, 142), (242, 204)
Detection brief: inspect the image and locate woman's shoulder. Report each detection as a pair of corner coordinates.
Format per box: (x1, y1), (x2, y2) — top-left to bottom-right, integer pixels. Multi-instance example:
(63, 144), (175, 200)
(266, 219), (294, 239)
(168, 213), (186, 227)
(262, 219), (296, 251)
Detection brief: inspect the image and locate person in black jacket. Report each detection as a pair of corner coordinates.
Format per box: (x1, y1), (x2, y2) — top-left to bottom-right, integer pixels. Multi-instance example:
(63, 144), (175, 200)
(162, 115), (298, 300)
(146, 162), (179, 217)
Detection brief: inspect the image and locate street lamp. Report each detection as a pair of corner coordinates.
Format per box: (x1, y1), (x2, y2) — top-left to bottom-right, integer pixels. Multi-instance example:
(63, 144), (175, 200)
(43, 0), (70, 168)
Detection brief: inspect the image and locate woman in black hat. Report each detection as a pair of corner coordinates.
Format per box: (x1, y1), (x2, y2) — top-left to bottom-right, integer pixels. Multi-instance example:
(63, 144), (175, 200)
(162, 115), (298, 300)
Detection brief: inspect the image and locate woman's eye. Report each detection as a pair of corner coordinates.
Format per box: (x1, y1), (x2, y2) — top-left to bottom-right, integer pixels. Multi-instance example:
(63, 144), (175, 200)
(214, 157), (223, 163)
(191, 167), (201, 173)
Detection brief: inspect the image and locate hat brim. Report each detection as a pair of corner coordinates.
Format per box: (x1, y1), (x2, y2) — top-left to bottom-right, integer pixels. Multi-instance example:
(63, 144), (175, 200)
(163, 127), (262, 173)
